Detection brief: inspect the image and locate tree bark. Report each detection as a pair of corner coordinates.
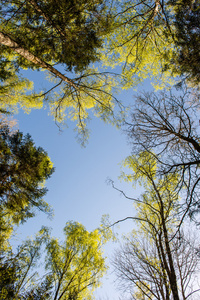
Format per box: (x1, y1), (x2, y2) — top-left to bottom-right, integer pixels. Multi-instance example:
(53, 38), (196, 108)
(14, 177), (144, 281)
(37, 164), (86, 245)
(0, 31), (77, 89)
(152, 179), (180, 300)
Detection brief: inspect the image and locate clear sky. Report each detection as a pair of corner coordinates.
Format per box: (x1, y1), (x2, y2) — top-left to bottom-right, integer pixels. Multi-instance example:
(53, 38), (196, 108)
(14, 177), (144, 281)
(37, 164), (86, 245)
(12, 70), (152, 299)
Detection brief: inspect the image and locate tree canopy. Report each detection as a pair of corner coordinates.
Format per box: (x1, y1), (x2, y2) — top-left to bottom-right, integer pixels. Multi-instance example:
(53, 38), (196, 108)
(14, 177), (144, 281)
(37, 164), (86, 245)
(125, 86), (200, 220)
(0, 0), (120, 139)
(102, 0), (175, 88)
(0, 222), (108, 300)
(112, 152), (200, 299)
(0, 124), (54, 221)
(171, 0), (200, 85)
(0, 0), (199, 137)
(102, 0), (200, 88)
(0, 0), (200, 298)
(0, 0), (107, 73)
(0, 121), (54, 251)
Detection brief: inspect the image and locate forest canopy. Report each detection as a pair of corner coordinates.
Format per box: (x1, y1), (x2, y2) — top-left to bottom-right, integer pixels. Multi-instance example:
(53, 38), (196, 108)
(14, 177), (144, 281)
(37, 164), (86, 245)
(0, 0), (199, 136)
(0, 0), (200, 299)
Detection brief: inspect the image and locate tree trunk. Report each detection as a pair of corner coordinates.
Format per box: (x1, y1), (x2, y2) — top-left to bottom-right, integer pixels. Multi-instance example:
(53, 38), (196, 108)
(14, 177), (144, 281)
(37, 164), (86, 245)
(0, 31), (77, 89)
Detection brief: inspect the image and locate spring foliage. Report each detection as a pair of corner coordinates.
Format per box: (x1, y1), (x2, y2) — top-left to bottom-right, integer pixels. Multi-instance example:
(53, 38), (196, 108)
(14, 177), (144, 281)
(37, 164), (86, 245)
(0, 222), (108, 300)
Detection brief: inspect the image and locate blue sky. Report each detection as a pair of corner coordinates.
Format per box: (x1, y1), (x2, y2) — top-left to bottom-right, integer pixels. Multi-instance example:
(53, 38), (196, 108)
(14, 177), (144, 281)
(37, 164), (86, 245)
(12, 71), (152, 299)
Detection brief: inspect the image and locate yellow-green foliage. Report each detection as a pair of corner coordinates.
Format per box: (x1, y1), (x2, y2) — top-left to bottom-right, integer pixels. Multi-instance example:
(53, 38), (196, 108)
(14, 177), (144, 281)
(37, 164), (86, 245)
(102, 0), (176, 89)
(0, 222), (108, 299)
(0, 0), (120, 137)
(120, 151), (157, 186)
(48, 67), (120, 139)
(45, 222), (108, 299)
(120, 151), (180, 230)
(0, 75), (43, 113)
(132, 281), (154, 300)
(0, 210), (13, 253)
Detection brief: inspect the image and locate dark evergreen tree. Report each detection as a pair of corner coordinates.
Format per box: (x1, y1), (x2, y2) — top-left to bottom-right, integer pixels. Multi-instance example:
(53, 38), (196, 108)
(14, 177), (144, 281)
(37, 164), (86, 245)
(0, 124), (54, 225)
(0, 256), (18, 299)
(0, 0), (117, 137)
(172, 0), (200, 84)
(0, 0), (108, 75)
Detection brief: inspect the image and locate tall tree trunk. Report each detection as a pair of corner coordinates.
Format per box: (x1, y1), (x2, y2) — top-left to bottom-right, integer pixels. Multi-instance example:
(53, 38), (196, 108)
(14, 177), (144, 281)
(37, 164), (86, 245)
(152, 179), (180, 300)
(0, 31), (77, 89)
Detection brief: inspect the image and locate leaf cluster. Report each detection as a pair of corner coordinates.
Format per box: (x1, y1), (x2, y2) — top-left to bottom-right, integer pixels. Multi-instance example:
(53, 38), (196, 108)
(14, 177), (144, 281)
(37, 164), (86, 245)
(0, 121), (54, 253)
(0, 222), (108, 300)
(170, 0), (200, 85)
(0, 0), (107, 73)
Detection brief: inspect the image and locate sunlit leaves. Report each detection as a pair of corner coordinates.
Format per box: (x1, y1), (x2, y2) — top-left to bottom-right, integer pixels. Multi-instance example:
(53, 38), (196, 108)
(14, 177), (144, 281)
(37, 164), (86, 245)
(45, 222), (107, 299)
(102, 0), (176, 88)
(48, 68), (121, 139)
(0, 0), (121, 140)
(0, 222), (108, 299)
(120, 151), (180, 231)
(120, 151), (157, 186)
